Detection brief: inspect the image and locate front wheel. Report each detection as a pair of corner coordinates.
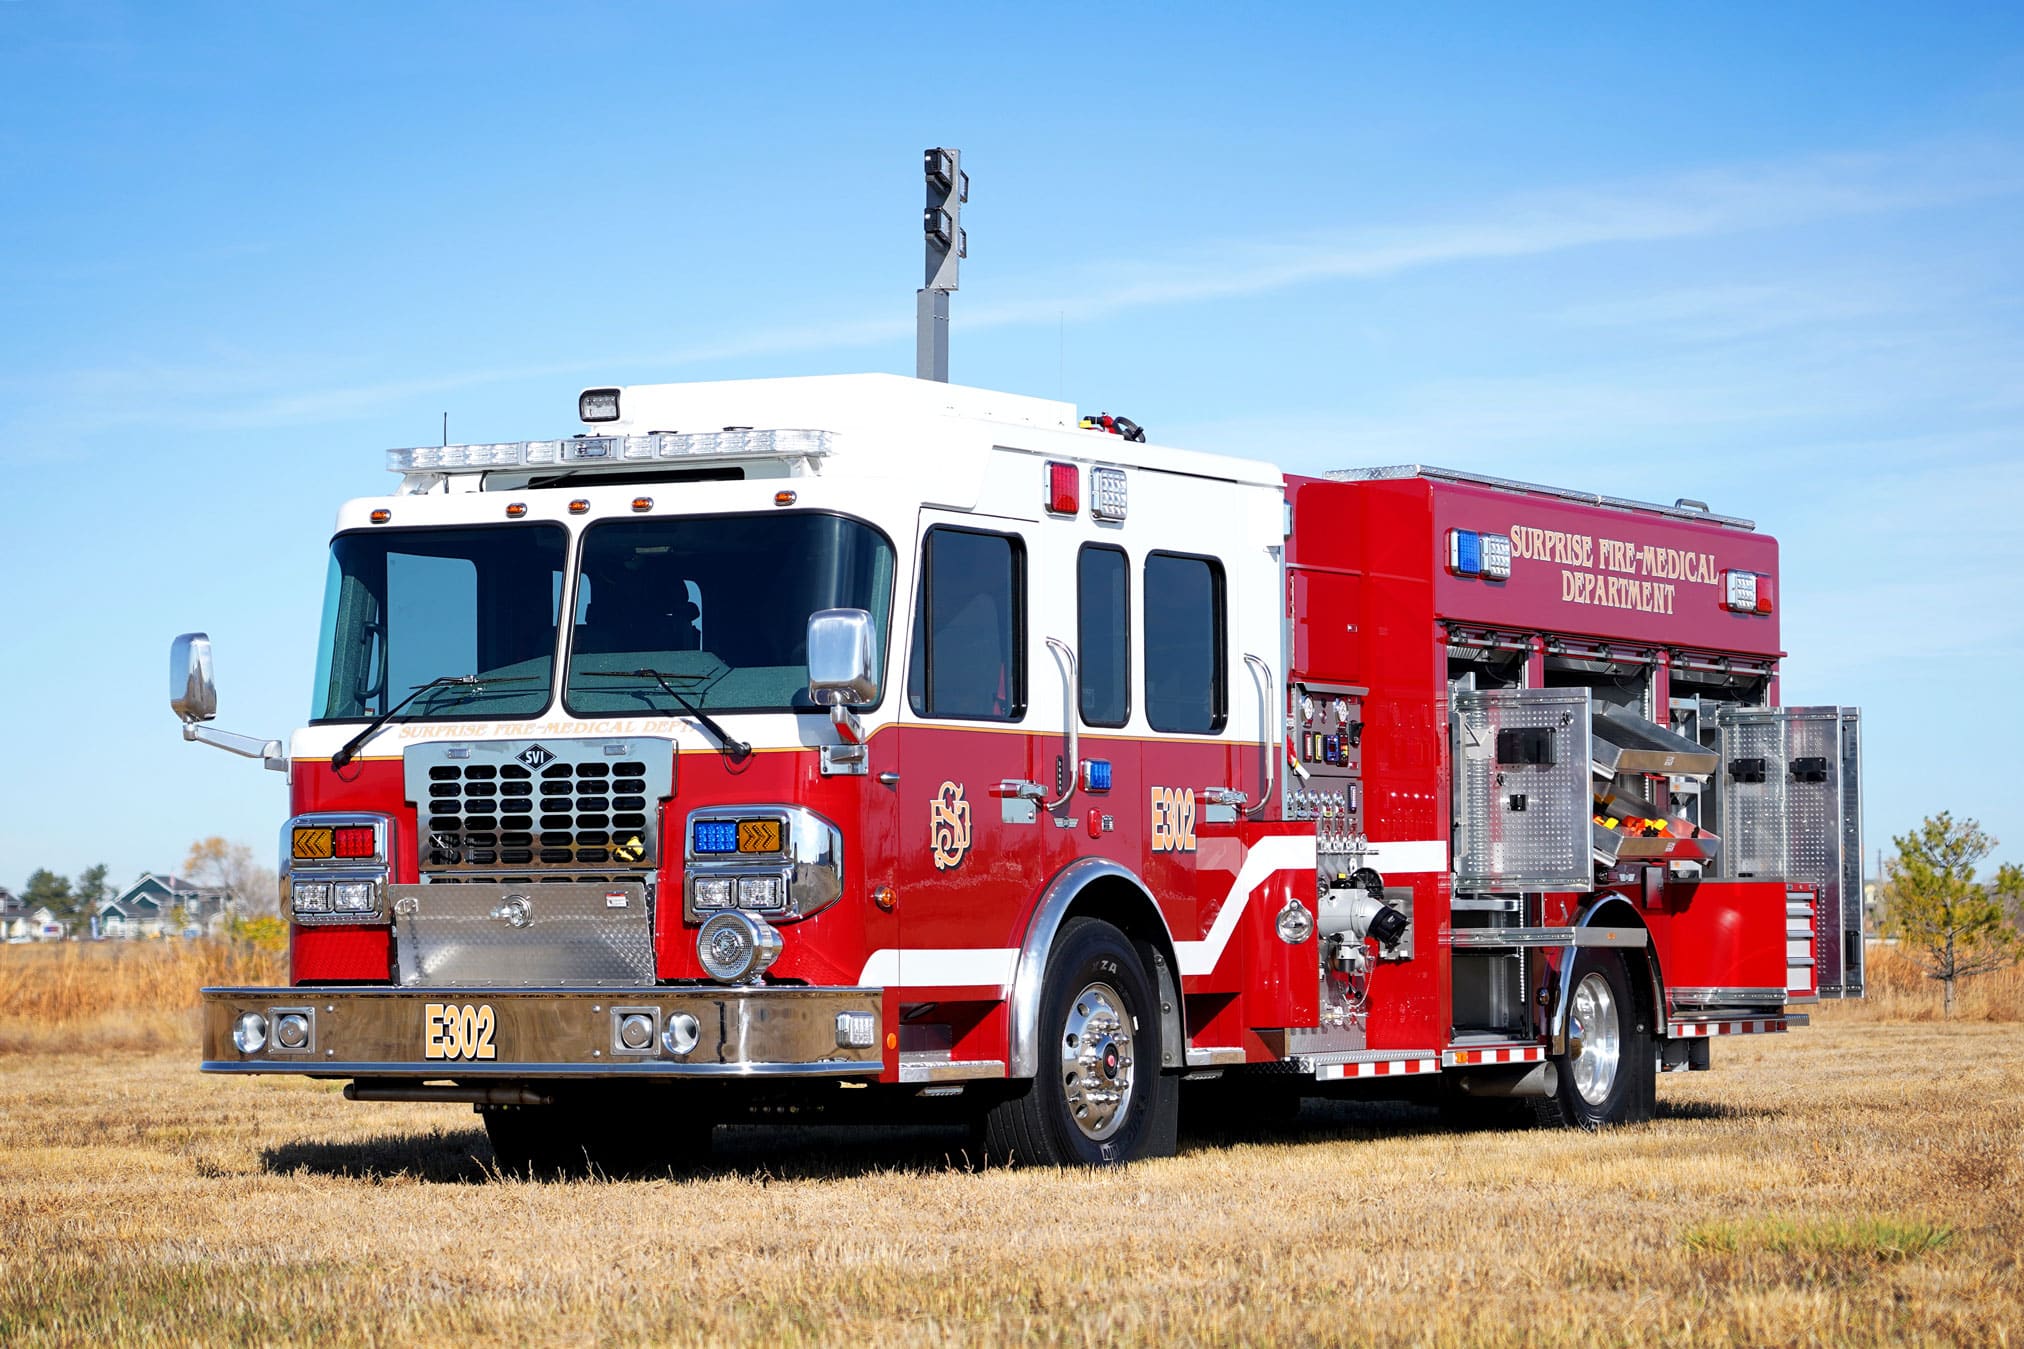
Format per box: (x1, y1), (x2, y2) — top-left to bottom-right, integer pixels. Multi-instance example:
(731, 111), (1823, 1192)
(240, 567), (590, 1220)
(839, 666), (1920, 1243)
(982, 917), (1178, 1166)
(1536, 949), (1654, 1129)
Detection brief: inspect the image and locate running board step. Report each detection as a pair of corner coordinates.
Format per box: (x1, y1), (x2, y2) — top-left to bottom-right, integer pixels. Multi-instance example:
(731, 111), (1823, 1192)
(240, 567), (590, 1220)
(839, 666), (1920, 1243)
(1447, 925), (1647, 949)
(896, 1056), (1005, 1084)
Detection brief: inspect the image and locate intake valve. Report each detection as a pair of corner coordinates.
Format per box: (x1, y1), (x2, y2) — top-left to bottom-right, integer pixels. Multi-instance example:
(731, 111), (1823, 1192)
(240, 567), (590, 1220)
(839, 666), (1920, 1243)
(1324, 887), (1408, 948)
(1363, 901), (1409, 947)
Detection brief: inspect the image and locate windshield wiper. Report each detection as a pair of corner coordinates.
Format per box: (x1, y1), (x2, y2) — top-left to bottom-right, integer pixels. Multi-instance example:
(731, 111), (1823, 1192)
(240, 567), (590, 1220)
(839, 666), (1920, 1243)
(582, 669), (751, 762)
(330, 675), (540, 770)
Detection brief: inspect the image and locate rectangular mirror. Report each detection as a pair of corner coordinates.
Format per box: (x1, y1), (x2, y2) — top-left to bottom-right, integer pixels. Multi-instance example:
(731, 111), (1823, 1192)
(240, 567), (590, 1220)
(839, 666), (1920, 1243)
(171, 632), (218, 723)
(806, 608), (878, 707)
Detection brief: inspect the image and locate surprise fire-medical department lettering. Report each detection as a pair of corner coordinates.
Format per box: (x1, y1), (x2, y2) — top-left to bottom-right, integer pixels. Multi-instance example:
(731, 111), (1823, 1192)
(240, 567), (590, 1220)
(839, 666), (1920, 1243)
(1509, 523), (1721, 617)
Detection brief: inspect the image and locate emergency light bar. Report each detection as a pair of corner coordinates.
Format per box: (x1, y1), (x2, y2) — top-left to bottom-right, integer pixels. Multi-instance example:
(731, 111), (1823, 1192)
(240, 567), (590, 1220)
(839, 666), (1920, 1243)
(387, 428), (837, 475)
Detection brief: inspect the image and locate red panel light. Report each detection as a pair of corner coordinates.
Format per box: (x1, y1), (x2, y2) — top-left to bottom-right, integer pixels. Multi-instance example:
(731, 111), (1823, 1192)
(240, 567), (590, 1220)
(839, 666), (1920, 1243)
(1045, 462), (1079, 516)
(332, 826), (378, 859)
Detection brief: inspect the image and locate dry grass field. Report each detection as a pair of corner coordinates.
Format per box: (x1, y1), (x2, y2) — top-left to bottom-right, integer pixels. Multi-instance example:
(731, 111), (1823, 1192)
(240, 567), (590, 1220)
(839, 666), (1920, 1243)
(1, 942), (2018, 1346)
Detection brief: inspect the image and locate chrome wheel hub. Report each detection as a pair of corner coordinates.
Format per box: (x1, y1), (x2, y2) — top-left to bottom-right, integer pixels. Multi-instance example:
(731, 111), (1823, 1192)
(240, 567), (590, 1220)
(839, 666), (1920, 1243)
(1568, 972), (1622, 1107)
(1060, 981), (1136, 1140)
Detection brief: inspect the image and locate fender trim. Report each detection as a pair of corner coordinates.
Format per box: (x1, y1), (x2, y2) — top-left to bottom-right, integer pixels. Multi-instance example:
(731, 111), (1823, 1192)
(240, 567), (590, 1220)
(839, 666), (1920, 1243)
(1547, 896), (1664, 1055)
(1007, 857), (1181, 1079)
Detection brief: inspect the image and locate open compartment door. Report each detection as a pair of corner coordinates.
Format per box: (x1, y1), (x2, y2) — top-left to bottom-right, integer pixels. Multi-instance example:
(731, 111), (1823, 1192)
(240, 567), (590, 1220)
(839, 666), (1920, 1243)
(1453, 688), (1594, 893)
(1717, 707), (1864, 997)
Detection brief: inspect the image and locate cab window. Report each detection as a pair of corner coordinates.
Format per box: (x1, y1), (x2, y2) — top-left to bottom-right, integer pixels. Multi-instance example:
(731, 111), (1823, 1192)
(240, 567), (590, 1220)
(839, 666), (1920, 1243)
(1143, 551), (1226, 734)
(1077, 544), (1130, 727)
(907, 527), (1025, 721)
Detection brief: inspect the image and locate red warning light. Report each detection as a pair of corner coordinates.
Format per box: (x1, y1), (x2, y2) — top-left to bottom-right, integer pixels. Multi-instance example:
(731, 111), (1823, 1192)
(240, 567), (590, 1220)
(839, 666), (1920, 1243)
(1045, 462), (1079, 516)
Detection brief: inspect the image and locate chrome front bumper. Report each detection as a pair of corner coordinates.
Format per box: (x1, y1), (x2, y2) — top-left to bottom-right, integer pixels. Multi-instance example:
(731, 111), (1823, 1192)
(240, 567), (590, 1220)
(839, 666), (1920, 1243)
(200, 985), (884, 1078)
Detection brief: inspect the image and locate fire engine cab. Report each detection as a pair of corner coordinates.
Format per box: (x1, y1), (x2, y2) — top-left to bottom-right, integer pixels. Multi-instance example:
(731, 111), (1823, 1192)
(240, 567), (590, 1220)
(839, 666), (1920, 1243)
(174, 373), (1862, 1170)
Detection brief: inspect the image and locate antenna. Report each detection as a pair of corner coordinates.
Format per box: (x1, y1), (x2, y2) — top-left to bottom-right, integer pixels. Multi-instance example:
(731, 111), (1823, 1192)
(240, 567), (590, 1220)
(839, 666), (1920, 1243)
(442, 412), (448, 447)
(917, 147), (967, 382)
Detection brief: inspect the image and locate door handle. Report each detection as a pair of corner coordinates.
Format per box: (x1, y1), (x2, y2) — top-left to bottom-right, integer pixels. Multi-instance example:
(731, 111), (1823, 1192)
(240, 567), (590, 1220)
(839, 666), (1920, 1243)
(1243, 652), (1275, 815)
(1045, 636), (1078, 811)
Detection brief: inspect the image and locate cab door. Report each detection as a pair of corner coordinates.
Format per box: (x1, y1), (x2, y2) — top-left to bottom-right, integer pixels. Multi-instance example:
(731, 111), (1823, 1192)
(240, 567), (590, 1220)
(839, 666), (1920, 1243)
(894, 512), (1069, 997)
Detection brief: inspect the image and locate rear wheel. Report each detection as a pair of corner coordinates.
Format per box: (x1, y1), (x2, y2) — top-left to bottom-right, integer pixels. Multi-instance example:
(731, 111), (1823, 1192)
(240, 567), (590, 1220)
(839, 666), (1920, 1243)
(1536, 950), (1654, 1129)
(982, 917), (1178, 1166)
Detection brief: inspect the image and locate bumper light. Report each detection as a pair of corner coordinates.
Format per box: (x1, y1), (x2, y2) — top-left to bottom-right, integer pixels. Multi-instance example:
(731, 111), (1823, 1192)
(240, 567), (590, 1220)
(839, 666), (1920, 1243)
(233, 1012), (269, 1054)
(696, 911), (783, 985)
(663, 1012), (702, 1057)
(835, 1011), (876, 1049)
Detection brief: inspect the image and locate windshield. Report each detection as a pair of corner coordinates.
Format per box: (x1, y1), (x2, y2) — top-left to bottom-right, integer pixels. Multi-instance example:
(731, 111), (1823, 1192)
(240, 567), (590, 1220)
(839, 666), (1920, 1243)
(312, 525), (568, 722)
(563, 512), (894, 714)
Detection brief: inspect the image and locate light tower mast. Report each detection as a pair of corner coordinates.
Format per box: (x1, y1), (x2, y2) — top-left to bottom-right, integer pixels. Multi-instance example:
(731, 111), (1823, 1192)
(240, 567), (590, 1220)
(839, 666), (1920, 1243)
(916, 147), (967, 382)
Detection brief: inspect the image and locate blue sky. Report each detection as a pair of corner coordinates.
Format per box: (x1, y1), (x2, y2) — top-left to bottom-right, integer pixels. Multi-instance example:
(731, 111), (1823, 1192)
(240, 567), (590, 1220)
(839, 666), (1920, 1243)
(2, 3), (2021, 890)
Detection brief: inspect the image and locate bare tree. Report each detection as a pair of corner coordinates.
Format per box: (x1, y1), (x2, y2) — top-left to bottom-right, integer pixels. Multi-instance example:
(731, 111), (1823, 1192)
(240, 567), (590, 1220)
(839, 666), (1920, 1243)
(184, 837), (280, 918)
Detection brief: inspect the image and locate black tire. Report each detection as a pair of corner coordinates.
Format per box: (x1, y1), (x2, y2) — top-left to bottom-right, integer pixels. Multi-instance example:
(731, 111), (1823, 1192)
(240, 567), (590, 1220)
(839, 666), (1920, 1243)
(482, 1091), (714, 1179)
(982, 917), (1178, 1166)
(1536, 949), (1655, 1129)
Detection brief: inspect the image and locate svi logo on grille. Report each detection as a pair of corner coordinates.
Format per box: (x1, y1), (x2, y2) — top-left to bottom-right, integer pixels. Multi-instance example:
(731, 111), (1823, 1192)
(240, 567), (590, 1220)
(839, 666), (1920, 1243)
(517, 744), (555, 769)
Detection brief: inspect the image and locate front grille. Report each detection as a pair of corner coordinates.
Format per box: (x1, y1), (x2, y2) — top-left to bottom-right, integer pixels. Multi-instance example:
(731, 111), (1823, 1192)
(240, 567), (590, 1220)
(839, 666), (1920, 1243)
(404, 738), (674, 878)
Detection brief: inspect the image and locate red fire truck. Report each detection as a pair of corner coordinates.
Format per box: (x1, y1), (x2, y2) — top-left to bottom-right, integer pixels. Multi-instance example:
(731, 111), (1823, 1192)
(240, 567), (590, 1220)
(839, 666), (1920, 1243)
(174, 374), (1862, 1170)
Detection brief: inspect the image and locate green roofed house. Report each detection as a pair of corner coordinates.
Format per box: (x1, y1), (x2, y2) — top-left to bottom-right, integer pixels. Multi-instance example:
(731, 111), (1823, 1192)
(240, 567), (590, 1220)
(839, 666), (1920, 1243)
(96, 873), (234, 940)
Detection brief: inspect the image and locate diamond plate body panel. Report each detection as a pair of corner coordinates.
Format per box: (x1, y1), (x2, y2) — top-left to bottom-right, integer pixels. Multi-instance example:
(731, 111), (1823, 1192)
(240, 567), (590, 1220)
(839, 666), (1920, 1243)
(1453, 689), (1594, 892)
(1718, 708), (1862, 997)
(390, 882), (655, 986)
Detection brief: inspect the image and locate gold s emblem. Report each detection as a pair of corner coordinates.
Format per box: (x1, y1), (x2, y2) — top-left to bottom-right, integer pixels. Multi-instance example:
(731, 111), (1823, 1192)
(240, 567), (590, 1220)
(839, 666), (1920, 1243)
(930, 781), (973, 871)
(613, 835), (646, 863)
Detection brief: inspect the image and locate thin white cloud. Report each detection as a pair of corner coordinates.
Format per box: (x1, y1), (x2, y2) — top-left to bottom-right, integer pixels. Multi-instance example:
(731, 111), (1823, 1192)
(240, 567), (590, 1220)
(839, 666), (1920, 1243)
(5, 137), (2019, 442)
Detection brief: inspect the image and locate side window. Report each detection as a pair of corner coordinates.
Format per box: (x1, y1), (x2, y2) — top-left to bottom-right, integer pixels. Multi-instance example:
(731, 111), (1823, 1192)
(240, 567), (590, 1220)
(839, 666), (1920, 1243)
(1077, 544), (1130, 727)
(907, 527), (1025, 721)
(1143, 552), (1226, 734)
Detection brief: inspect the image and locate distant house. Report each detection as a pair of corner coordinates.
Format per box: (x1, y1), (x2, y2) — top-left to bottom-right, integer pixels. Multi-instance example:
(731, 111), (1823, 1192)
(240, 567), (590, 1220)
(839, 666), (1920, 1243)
(1, 889), (68, 942)
(97, 873), (234, 939)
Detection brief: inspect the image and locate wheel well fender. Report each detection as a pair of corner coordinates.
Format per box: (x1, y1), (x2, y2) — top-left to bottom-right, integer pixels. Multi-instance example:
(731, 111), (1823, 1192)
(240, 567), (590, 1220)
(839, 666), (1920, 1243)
(1547, 896), (1663, 1055)
(1006, 858), (1183, 1080)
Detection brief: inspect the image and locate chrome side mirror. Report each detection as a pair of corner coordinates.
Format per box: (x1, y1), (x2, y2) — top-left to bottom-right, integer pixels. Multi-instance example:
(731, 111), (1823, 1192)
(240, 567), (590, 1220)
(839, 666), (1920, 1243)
(171, 632), (218, 724)
(807, 608), (879, 707)
(169, 632), (287, 773)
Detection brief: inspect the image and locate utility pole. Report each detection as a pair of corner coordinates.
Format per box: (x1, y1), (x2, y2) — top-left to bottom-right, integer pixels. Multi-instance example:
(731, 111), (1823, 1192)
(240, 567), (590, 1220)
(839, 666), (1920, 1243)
(917, 147), (967, 382)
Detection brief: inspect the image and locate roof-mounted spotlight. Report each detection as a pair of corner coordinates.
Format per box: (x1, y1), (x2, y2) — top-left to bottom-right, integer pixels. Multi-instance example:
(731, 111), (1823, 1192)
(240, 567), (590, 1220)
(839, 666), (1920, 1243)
(579, 388), (620, 423)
